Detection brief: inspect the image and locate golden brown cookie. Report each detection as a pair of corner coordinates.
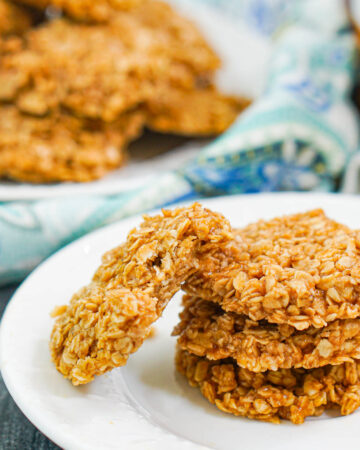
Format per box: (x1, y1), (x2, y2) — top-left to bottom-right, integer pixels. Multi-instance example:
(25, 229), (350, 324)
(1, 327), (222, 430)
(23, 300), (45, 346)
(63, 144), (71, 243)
(146, 85), (250, 136)
(176, 347), (360, 424)
(127, 0), (220, 75)
(0, 19), (158, 120)
(10, 0), (221, 77)
(50, 204), (232, 384)
(184, 209), (360, 330)
(0, 8), (220, 121)
(0, 106), (144, 183)
(175, 295), (360, 372)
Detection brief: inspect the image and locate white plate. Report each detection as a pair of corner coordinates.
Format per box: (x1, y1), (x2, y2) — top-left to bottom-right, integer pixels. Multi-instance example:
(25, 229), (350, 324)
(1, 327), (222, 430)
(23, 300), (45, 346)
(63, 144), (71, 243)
(5, 193), (360, 450)
(0, 1), (271, 201)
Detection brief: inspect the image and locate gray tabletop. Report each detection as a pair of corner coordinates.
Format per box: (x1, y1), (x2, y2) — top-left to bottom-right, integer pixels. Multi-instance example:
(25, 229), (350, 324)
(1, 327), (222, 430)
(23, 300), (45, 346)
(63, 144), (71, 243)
(0, 287), (60, 450)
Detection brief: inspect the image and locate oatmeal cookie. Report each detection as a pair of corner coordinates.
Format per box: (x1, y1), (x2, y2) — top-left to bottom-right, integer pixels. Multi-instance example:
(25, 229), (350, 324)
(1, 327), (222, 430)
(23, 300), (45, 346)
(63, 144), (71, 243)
(127, 0), (220, 75)
(176, 347), (360, 424)
(0, 19), (161, 120)
(146, 85), (250, 136)
(50, 204), (232, 384)
(0, 3), (221, 121)
(0, 106), (144, 183)
(184, 210), (360, 330)
(175, 295), (360, 372)
(11, 0), (220, 74)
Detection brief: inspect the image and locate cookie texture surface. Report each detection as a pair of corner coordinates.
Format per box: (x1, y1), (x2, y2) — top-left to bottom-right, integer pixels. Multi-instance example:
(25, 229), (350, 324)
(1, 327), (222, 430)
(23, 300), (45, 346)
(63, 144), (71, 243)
(176, 348), (360, 424)
(146, 85), (248, 136)
(184, 210), (360, 330)
(174, 295), (360, 372)
(0, 5), (220, 121)
(0, 0), (250, 183)
(50, 204), (232, 384)
(0, 105), (144, 182)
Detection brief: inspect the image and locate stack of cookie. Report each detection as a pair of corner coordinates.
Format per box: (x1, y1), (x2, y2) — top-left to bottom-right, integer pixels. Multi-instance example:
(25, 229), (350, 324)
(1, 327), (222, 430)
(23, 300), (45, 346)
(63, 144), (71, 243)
(0, 0), (249, 183)
(174, 209), (360, 423)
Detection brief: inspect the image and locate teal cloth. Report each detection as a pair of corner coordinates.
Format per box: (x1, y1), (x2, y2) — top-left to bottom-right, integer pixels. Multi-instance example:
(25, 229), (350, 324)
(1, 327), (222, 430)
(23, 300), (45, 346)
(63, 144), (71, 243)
(0, 0), (358, 286)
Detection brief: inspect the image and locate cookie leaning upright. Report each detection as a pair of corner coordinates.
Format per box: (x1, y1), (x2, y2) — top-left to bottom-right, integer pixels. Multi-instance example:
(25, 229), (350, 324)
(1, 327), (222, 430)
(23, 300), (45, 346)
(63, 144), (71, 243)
(50, 203), (232, 385)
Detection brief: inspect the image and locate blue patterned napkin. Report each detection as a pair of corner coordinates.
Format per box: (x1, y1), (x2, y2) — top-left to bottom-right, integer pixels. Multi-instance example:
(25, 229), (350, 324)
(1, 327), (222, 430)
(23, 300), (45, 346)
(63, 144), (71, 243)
(0, 0), (358, 286)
